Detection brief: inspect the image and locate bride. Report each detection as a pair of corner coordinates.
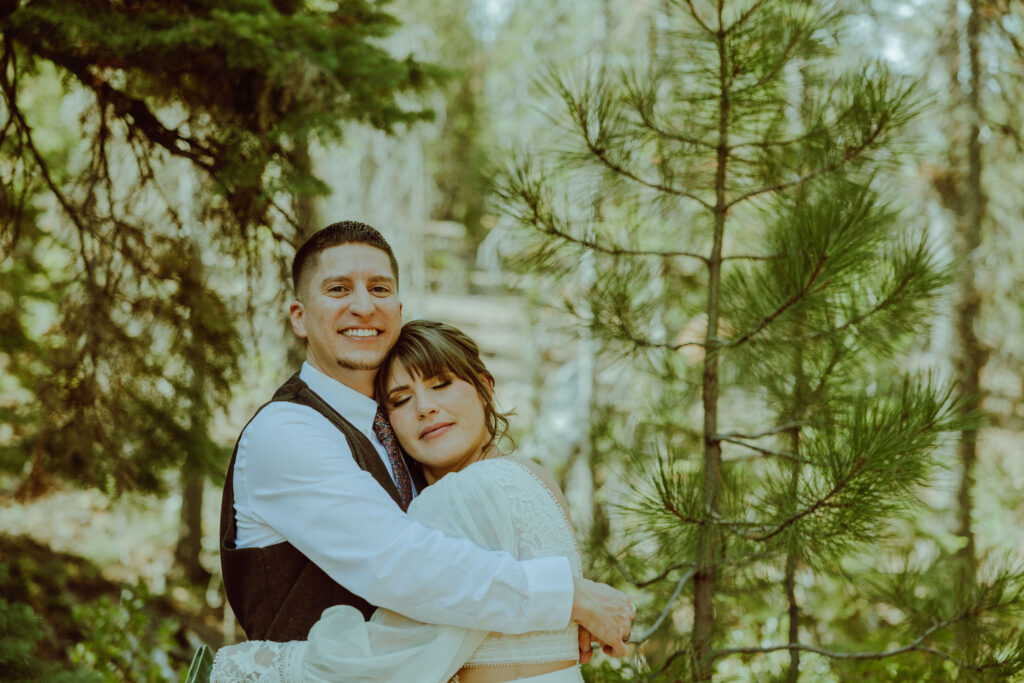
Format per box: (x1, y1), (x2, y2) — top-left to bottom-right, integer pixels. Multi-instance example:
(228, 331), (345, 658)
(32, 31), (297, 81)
(211, 320), (625, 682)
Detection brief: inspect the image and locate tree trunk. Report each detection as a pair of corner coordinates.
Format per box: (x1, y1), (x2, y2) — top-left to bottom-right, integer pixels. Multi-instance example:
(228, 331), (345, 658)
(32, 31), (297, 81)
(784, 424), (802, 683)
(175, 470), (211, 586)
(954, 0), (985, 603)
(692, 17), (730, 678)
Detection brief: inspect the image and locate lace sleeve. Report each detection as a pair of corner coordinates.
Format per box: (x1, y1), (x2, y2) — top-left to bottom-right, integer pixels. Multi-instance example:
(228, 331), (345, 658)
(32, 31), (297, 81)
(210, 640), (306, 682)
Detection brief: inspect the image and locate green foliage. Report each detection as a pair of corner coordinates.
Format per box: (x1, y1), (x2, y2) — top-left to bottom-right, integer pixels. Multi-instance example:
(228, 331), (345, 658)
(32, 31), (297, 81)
(0, 0), (442, 493)
(0, 534), (195, 681)
(0, 598), (101, 682)
(68, 584), (183, 682)
(500, 0), (1024, 679)
(0, 597), (48, 678)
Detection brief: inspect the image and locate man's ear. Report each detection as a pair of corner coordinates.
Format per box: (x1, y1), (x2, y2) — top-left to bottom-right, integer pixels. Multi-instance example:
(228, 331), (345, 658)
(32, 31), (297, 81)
(288, 300), (308, 339)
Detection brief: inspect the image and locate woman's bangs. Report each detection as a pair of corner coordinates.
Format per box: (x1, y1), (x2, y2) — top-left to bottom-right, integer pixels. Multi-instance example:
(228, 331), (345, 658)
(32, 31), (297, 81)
(400, 334), (468, 383)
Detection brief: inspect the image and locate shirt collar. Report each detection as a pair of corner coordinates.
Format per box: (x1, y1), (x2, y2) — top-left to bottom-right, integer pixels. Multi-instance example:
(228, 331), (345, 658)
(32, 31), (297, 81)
(299, 361), (379, 435)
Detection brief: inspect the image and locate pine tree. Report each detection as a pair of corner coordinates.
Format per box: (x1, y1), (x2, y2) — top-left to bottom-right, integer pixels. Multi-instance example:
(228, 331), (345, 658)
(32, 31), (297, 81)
(498, 1), (1024, 679)
(0, 0), (437, 490)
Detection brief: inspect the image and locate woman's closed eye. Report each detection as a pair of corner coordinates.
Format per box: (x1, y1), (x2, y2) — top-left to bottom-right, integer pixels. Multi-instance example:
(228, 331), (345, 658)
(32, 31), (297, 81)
(387, 394), (410, 409)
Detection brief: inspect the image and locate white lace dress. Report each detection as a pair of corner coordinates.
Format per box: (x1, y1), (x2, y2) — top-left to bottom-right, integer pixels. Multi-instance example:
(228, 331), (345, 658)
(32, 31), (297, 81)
(211, 458), (584, 683)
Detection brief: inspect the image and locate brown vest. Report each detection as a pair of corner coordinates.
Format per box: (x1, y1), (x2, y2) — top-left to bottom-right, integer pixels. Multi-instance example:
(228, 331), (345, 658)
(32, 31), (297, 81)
(219, 372), (427, 641)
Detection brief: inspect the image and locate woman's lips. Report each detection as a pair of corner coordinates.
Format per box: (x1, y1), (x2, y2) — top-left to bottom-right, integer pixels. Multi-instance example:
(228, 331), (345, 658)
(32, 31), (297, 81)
(420, 422), (453, 440)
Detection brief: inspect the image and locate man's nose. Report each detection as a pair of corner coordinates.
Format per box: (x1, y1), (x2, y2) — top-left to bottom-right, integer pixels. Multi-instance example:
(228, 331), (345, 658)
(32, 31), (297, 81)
(348, 286), (374, 315)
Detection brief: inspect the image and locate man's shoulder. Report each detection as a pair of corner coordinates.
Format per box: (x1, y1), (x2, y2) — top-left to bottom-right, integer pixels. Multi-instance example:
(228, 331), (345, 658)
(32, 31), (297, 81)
(240, 399), (349, 450)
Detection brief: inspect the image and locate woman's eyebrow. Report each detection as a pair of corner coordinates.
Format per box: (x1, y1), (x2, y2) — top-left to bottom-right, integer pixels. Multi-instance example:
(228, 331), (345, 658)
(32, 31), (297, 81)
(386, 385), (411, 398)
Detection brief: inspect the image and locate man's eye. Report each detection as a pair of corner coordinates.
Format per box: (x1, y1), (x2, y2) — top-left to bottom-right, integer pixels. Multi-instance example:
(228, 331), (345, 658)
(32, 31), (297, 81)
(327, 285), (348, 294)
(371, 286), (392, 296)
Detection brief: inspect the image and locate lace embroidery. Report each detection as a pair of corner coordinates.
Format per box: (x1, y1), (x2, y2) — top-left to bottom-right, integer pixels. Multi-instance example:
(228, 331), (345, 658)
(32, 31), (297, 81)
(463, 459), (582, 668)
(210, 640), (305, 682)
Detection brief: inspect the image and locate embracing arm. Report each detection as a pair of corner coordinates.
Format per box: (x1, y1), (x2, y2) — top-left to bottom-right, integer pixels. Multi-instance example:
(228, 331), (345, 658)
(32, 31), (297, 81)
(236, 403), (572, 634)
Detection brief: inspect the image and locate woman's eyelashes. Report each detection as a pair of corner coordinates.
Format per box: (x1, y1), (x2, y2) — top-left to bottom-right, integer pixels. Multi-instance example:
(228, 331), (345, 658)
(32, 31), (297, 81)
(386, 375), (452, 410)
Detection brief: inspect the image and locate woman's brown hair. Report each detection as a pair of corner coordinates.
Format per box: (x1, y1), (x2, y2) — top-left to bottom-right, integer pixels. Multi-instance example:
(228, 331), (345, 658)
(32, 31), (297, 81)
(375, 320), (512, 449)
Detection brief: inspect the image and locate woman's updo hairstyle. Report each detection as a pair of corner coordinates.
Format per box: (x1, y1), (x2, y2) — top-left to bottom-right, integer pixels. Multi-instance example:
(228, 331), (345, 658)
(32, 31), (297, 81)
(376, 320), (513, 449)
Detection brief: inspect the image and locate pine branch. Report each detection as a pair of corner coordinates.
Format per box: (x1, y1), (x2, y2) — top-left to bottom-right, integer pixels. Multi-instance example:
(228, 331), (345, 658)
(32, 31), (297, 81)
(565, 87), (714, 209)
(743, 457), (864, 543)
(631, 93), (718, 151)
(533, 210), (709, 262)
(726, 117), (889, 209)
(730, 0), (770, 33)
(764, 269), (916, 345)
(726, 253), (828, 348)
(24, 42), (220, 171)
(586, 142), (714, 210)
(0, 59), (95, 281)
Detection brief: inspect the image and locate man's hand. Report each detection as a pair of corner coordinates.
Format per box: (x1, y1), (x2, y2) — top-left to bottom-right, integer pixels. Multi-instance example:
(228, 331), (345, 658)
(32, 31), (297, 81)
(571, 577), (634, 658)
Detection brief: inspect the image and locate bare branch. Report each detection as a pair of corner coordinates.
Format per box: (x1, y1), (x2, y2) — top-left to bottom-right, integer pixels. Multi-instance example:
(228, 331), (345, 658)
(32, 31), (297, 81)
(720, 436), (809, 463)
(606, 553), (696, 588)
(716, 421), (805, 440)
(683, 0), (715, 34)
(711, 617), (969, 666)
(722, 252), (785, 261)
(634, 568), (697, 643)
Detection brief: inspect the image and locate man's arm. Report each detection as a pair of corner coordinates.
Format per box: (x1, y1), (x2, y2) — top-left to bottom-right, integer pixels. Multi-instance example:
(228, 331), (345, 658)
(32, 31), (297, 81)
(237, 403), (572, 634)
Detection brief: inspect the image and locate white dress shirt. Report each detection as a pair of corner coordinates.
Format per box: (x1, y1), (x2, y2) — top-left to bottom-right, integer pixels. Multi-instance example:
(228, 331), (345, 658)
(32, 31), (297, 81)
(231, 362), (574, 634)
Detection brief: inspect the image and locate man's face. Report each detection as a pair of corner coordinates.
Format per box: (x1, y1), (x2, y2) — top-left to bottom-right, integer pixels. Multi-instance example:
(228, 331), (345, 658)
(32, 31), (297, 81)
(289, 243), (402, 394)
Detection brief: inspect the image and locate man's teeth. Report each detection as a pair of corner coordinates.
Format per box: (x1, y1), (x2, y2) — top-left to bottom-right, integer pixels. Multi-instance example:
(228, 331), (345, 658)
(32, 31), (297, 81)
(343, 329), (379, 337)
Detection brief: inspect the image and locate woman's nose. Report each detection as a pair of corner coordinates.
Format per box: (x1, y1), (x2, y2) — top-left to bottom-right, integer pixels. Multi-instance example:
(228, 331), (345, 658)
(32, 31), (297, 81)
(416, 396), (438, 418)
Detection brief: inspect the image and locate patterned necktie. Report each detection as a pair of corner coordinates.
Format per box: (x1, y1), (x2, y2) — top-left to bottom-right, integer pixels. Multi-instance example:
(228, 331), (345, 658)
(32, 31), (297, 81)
(372, 406), (413, 510)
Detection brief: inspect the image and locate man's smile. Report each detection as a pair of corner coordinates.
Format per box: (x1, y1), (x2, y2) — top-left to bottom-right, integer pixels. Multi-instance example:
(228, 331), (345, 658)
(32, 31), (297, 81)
(342, 328), (382, 337)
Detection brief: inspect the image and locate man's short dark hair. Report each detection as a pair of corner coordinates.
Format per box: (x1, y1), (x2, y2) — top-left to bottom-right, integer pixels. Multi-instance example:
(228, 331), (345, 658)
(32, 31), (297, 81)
(292, 221), (399, 297)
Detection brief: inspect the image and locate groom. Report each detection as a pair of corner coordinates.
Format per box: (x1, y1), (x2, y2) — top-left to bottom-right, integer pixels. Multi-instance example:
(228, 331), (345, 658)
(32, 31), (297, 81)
(219, 221), (633, 657)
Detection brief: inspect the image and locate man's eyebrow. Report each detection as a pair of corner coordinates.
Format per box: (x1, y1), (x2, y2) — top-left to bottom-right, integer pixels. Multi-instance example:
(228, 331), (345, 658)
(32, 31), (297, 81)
(319, 275), (351, 285)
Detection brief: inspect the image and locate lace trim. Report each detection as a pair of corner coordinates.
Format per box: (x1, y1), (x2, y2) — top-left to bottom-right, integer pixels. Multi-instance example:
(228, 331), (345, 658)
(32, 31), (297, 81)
(210, 640), (305, 682)
(464, 459), (582, 667)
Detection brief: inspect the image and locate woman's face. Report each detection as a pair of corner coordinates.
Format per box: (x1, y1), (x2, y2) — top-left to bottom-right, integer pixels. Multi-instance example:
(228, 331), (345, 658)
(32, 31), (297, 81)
(383, 360), (491, 483)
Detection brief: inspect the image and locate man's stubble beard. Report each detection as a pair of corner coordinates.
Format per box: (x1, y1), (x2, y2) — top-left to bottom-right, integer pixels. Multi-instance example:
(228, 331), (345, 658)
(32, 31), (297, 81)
(336, 357), (384, 372)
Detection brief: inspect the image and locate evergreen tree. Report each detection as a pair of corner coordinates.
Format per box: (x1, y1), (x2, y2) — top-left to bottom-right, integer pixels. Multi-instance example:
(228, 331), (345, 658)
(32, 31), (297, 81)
(0, 0), (436, 491)
(498, 1), (1024, 679)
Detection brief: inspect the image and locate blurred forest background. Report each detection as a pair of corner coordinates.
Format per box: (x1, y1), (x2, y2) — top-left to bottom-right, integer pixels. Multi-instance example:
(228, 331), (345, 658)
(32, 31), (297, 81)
(2, 0), (1023, 681)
